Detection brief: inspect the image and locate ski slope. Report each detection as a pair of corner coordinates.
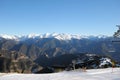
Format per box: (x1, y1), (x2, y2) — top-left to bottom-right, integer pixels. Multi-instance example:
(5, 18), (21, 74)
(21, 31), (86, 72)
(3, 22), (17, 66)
(0, 68), (120, 80)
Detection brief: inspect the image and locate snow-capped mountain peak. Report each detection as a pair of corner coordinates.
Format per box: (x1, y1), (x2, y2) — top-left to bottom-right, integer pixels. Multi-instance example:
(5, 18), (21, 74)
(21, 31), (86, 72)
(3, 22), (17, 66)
(26, 33), (40, 39)
(0, 34), (18, 40)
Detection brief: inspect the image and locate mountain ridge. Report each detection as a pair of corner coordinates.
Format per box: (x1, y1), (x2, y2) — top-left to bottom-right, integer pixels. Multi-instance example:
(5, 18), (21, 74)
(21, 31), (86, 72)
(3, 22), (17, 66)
(0, 33), (110, 41)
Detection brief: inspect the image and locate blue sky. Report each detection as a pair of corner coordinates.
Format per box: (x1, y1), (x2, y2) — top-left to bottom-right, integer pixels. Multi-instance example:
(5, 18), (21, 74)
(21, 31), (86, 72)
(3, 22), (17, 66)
(0, 0), (120, 36)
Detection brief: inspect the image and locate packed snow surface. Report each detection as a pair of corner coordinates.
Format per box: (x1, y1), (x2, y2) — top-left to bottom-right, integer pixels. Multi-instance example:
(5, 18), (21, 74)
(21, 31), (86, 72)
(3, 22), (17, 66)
(0, 68), (120, 80)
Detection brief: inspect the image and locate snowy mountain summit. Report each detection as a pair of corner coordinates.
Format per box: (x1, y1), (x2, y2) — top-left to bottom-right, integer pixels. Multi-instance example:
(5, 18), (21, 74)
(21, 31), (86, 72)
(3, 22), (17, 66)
(0, 33), (109, 41)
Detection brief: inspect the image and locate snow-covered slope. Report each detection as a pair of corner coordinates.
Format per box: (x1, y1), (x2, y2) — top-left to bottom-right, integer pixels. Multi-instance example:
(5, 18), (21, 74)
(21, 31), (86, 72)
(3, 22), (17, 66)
(0, 33), (109, 41)
(0, 68), (120, 80)
(99, 58), (112, 67)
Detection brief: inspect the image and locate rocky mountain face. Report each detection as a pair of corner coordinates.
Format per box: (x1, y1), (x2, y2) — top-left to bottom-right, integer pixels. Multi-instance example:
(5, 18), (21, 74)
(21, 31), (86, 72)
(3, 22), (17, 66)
(0, 50), (42, 73)
(35, 53), (114, 70)
(0, 34), (120, 73)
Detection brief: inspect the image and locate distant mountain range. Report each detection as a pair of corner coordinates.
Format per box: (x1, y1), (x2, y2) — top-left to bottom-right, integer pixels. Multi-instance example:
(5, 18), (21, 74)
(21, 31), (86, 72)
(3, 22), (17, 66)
(0, 33), (120, 73)
(0, 33), (109, 40)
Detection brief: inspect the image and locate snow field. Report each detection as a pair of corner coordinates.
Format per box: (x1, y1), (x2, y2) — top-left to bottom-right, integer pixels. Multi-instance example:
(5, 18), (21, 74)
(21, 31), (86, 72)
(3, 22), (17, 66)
(0, 68), (120, 80)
